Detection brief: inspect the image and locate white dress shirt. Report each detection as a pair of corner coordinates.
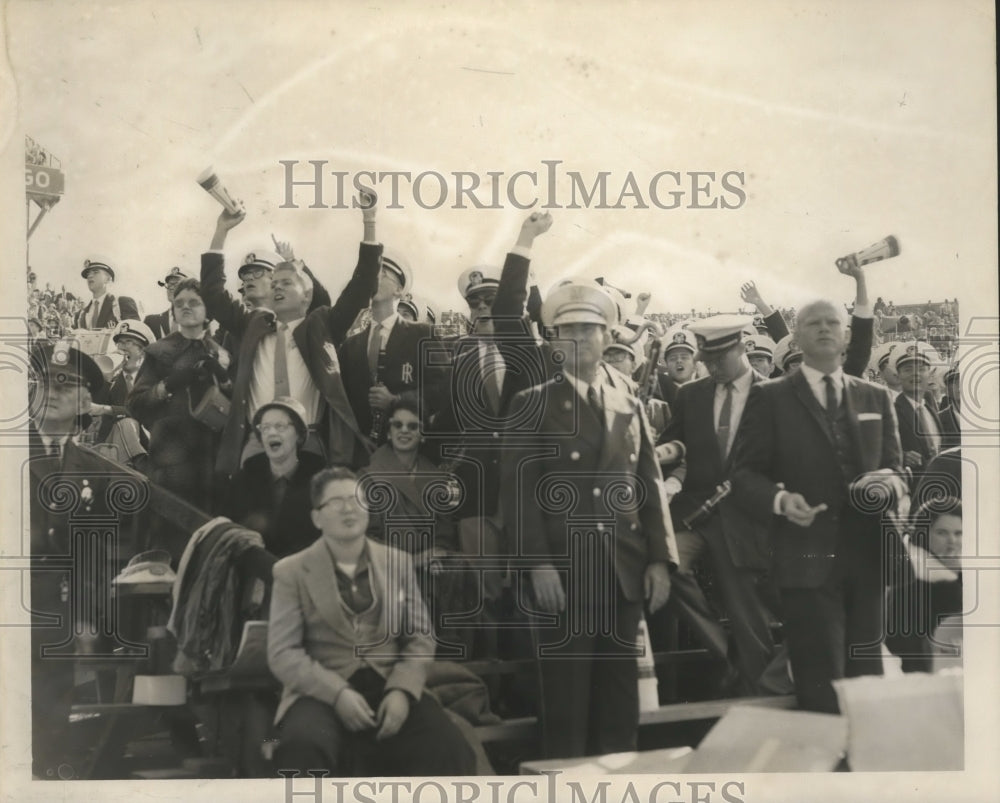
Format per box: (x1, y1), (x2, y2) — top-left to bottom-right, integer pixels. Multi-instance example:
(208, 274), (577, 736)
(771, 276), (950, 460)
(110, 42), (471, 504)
(249, 316), (321, 424)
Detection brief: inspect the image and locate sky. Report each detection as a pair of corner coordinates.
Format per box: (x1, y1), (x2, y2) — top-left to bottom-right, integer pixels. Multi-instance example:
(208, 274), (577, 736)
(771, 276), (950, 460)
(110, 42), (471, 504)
(3, 0), (996, 321)
(0, 3), (998, 800)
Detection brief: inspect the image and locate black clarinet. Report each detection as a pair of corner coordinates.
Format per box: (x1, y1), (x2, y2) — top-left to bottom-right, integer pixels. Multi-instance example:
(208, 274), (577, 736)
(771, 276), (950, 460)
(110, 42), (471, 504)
(682, 480), (732, 530)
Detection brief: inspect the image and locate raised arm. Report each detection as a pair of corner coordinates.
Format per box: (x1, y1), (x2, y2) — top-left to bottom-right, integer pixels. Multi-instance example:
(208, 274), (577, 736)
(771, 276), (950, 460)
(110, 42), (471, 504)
(317, 185), (382, 344)
(202, 209), (251, 337)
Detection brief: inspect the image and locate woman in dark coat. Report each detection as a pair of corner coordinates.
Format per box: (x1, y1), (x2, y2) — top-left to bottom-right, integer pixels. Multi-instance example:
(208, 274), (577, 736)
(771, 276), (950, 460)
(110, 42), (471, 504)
(226, 396), (324, 560)
(128, 278), (232, 511)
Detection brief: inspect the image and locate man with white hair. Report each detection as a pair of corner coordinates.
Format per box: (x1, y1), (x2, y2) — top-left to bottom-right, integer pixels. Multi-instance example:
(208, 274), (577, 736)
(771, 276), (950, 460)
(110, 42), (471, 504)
(731, 298), (904, 713)
(500, 281), (675, 759)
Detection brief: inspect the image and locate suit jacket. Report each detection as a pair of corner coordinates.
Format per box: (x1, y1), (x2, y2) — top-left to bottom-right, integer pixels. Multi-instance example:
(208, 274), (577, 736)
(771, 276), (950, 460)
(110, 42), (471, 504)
(895, 392), (944, 468)
(201, 244), (380, 477)
(731, 369), (902, 588)
(660, 371), (771, 569)
(74, 294), (140, 329)
(268, 538), (434, 724)
(938, 403), (961, 451)
(338, 317), (444, 440)
(427, 251), (555, 519)
(500, 377), (678, 603)
(144, 309), (173, 340)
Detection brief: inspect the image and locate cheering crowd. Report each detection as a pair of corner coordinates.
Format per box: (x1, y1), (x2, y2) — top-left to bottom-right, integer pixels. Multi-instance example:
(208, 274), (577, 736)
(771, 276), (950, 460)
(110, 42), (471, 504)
(26, 187), (965, 777)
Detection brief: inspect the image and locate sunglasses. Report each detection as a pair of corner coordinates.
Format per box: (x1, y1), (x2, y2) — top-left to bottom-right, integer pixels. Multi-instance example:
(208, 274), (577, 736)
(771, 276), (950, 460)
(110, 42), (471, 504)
(389, 420), (420, 431)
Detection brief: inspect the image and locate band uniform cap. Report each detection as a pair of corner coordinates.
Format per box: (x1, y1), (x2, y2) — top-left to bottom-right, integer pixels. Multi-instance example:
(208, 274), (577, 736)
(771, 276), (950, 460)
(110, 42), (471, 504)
(252, 395), (309, 433)
(772, 334), (803, 371)
(892, 340), (938, 371)
(113, 550), (177, 586)
(745, 334), (777, 358)
(458, 265), (501, 299)
(397, 296), (419, 320)
(238, 249), (283, 278)
(599, 284), (629, 326)
(158, 266), (189, 287)
(870, 341), (899, 372)
(663, 324), (697, 355)
(31, 340), (106, 395)
(542, 282), (618, 329)
(381, 247), (413, 292)
(604, 341), (637, 360)
(112, 320), (155, 348)
(688, 314), (753, 356)
(81, 259), (115, 281)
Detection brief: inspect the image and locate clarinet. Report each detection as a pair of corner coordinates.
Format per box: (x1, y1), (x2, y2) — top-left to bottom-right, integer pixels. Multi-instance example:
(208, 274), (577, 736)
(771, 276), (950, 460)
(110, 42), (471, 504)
(637, 337), (663, 404)
(682, 480), (732, 530)
(369, 382), (386, 441)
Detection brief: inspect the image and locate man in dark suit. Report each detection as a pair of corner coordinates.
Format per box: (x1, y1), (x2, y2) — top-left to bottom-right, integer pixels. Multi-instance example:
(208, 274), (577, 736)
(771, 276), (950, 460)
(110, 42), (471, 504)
(423, 212), (554, 657)
(656, 316), (786, 695)
(892, 341), (945, 486)
(731, 299), (905, 713)
(200, 190), (380, 479)
(144, 267), (187, 339)
(338, 248), (445, 446)
(73, 259), (139, 329)
(267, 467), (476, 775)
(500, 282), (675, 759)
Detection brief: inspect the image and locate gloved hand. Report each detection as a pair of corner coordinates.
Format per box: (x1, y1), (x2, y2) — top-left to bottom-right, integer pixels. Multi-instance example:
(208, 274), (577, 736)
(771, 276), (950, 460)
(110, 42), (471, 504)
(164, 366), (199, 393)
(195, 357), (229, 384)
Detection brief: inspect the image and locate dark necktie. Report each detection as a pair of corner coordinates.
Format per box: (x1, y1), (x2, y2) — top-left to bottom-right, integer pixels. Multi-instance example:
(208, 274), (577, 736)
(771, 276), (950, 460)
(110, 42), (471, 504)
(587, 384), (603, 423)
(823, 374), (838, 418)
(274, 322), (290, 398)
(716, 382), (734, 459)
(47, 440), (62, 459)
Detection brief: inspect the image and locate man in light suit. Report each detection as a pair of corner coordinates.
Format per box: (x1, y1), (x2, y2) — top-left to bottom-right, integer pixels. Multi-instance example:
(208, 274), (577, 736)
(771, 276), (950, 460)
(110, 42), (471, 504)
(74, 259), (140, 330)
(267, 467), (476, 775)
(731, 299), (905, 713)
(500, 282), (675, 759)
(655, 316), (786, 696)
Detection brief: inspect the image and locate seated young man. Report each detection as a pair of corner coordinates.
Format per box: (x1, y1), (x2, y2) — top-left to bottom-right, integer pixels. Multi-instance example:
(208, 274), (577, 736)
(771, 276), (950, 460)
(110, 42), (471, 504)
(266, 467), (476, 776)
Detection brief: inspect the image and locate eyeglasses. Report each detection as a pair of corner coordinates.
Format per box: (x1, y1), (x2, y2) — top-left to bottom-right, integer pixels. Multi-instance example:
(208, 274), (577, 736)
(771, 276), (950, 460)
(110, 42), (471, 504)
(241, 267), (269, 280)
(256, 422), (292, 434)
(468, 294), (497, 309)
(389, 420), (420, 431)
(315, 495), (362, 511)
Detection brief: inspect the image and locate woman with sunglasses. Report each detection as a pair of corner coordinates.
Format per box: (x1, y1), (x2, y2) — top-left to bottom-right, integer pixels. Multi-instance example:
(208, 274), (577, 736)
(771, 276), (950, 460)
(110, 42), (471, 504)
(128, 278), (232, 511)
(360, 398), (475, 655)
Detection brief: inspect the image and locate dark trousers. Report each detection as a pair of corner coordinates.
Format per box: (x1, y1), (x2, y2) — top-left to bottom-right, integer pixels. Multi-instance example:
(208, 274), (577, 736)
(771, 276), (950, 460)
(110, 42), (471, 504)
(273, 668), (476, 776)
(664, 521), (778, 694)
(532, 571), (643, 759)
(780, 540), (885, 714)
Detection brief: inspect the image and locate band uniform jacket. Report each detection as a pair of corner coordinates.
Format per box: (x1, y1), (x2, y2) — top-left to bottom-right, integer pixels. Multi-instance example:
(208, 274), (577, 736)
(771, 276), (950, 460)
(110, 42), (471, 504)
(200, 244), (380, 477)
(730, 370), (902, 589)
(427, 250), (554, 520)
(501, 377), (679, 603)
(144, 309), (173, 340)
(74, 294), (140, 329)
(660, 371), (771, 569)
(338, 317), (445, 441)
(267, 538), (434, 725)
(894, 392), (944, 468)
